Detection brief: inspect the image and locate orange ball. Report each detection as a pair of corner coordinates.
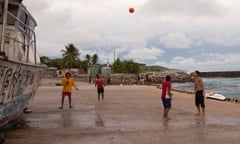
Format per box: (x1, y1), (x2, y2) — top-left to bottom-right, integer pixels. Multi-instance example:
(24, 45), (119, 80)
(129, 7), (135, 13)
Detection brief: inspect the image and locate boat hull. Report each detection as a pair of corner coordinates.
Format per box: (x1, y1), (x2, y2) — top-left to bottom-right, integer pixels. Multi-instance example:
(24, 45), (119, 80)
(0, 59), (46, 127)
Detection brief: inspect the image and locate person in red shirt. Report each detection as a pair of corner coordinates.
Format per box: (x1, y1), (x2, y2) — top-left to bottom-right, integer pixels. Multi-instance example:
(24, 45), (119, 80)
(95, 74), (104, 102)
(161, 75), (173, 120)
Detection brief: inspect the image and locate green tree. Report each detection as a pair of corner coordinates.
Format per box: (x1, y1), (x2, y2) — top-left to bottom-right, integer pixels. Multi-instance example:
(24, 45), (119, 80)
(129, 61), (141, 73)
(112, 58), (122, 73)
(61, 43), (80, 69)
(72, 59), (82, 68)
(123, 60), (140, 73)
(48, 58), (63, 69)
(40, 56), (63, 68)
(79, 60), (89, 72)
(112, 58), (140, 74)
(40, 56), (50, 65)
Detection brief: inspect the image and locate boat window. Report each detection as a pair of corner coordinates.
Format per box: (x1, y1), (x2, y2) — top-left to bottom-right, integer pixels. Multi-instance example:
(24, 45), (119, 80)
(28, 17), (36, 30)
(18, 9), (28, 30)
(7, 4), (18, 25)
(0, 4), (19, 25)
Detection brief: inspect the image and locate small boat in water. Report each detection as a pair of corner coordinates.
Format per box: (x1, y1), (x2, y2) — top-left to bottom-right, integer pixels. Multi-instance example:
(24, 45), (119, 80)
(206, 92), (226, 101)
(0, 0), (46, 129)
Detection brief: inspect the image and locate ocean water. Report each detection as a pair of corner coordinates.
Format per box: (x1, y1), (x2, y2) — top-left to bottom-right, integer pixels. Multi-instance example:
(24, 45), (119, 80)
(172, 77), (240, 99)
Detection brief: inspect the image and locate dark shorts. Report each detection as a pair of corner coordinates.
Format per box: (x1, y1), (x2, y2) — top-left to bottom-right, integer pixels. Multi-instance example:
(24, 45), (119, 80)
(162, 98), (171, 109)
(97, 87), (104, 94)
(195, 90), (205, 108)
(62, 92), (71, 97)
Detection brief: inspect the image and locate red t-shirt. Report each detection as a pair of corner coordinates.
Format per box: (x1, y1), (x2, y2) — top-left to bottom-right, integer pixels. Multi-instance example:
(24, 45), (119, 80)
(161, 81), (171, 99)
(95, 79), (104, 88)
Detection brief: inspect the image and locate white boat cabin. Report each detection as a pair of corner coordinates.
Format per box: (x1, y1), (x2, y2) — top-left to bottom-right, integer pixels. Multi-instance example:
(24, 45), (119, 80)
(0, 0), (41, 64)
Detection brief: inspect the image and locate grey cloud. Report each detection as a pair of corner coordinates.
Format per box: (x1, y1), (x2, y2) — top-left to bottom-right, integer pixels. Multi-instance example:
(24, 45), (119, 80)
(140, 0), (225, 17)
(23, 1), (50, 14)
(22, 0), (240, 71)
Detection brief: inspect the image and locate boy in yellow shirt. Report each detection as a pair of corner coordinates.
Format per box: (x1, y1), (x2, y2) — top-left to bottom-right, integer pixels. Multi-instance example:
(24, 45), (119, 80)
(59, 72), (78, 109)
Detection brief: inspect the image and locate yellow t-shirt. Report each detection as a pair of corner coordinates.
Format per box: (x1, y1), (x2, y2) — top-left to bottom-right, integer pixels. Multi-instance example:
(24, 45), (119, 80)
(61, 77), (77, 92)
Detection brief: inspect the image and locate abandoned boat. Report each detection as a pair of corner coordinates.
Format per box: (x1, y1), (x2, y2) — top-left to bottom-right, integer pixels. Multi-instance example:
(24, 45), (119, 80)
(0, 0), (46, 128)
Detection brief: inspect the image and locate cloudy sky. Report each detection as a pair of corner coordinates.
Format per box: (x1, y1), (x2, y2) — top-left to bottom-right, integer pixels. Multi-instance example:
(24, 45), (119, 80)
(23, 0), (240, 72)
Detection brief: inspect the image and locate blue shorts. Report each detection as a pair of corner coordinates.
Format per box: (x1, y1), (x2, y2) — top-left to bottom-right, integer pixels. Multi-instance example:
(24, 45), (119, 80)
(162, 98), (171, 109)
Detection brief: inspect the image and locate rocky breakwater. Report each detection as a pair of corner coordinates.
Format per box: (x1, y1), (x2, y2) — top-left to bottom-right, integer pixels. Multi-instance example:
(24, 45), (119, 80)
(107, 71), (193, 85)
(144, 71), (193, 84)
(108, 73), (138, 85)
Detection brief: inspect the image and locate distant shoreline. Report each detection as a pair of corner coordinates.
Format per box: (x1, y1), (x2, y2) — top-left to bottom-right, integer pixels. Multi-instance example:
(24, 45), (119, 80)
(200, 71), (240, 77)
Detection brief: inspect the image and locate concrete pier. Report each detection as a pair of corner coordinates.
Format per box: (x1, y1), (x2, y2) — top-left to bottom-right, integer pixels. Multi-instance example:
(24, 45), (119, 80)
(4, 79), (240, 144)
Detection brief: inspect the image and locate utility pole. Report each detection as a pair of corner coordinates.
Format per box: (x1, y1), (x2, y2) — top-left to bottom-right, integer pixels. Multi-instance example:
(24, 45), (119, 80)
(107, 58), (109, 67)
(113, 48), (116, 62)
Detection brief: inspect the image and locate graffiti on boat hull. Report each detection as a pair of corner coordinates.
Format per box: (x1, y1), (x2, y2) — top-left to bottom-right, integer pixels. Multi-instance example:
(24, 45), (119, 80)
(0, 60), (45, 120)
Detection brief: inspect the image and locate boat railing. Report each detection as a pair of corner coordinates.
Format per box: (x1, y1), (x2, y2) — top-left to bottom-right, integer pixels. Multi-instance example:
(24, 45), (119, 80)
(0, 0), (38, 64)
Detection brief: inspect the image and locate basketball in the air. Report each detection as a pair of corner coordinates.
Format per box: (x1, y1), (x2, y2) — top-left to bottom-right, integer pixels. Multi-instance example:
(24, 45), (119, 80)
(129, 7), (135, 13)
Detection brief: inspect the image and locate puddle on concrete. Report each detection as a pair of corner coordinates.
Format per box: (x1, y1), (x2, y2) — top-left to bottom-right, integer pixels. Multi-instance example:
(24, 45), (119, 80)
(12, 105), (105, 130)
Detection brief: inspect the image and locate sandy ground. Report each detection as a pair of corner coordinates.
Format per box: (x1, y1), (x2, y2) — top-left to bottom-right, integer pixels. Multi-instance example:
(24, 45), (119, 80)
(4, 78), (240, 144)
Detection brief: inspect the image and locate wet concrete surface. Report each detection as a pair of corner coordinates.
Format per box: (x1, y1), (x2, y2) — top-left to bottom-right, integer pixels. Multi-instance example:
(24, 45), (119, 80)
(4, 79), (240, 144)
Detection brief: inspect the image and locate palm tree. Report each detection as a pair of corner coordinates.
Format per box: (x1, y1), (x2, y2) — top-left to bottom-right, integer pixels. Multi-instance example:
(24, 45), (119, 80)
(80, 60), (89, 72)
(91, 54), (98, 65)
(61, 43), (80, 69)
(85, 54), (91, 65)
